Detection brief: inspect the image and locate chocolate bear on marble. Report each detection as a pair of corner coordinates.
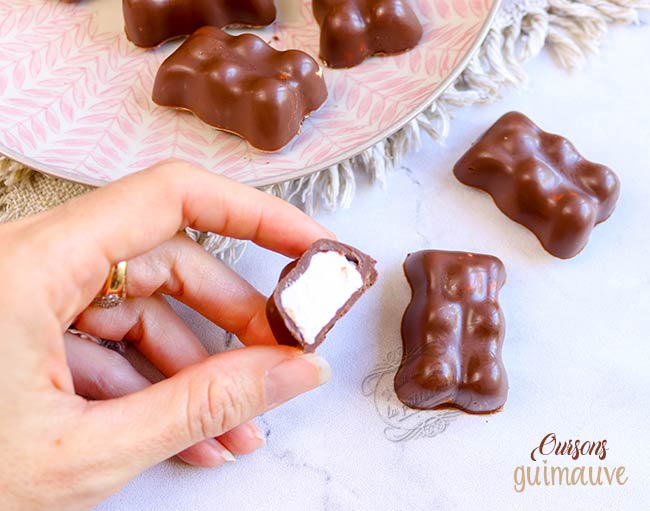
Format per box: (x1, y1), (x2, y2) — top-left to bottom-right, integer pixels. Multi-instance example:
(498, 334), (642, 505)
(395, 250), (508, 414)
(453, 112), (620, 259)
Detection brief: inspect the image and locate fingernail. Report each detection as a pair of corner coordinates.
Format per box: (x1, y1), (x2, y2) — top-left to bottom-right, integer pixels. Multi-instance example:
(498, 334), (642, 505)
(301, 353), (332, 384)
(265, 353), (331, 408)
(248, 422), (266, 444)
(219, 446), (236, 463)
(201, 438), (235, 467)
(324, 229), (337, 240)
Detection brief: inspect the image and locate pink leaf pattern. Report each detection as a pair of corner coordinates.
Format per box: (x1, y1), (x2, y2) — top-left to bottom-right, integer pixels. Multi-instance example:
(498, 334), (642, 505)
(0, 0), (495, 186)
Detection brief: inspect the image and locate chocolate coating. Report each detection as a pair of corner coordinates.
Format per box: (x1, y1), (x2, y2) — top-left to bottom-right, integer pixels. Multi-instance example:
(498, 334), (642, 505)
(152, 27), (328, 152)
(123, 0), (276, 48)
(454, 112), (620, 259)
(395, 250), (508, 413)
(313, 0), (423, 68)
(266, 239), (378, 352)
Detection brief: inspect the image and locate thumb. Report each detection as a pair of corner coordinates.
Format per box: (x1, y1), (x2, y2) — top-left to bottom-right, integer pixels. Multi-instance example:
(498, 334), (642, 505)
(82, 345), (330, 476)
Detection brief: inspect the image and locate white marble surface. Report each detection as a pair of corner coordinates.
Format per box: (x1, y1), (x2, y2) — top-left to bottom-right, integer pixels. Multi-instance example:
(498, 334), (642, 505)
(98, 20), (650, 511)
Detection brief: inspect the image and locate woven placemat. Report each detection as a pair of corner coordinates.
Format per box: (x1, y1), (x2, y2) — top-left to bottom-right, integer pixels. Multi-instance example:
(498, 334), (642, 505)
(2, 0), (648, 263)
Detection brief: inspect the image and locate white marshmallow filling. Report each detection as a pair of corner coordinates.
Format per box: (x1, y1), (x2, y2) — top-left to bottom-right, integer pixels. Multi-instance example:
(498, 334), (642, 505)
(279, 251), (364, 345)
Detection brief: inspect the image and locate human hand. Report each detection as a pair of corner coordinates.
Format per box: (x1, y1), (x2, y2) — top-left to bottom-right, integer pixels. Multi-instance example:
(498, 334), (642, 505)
(0, 160), (333, 511)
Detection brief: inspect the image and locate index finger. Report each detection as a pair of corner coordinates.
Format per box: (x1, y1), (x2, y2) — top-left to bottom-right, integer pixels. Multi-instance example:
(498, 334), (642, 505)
(26, 160), (333, 322)
(55, 159), (332, 261)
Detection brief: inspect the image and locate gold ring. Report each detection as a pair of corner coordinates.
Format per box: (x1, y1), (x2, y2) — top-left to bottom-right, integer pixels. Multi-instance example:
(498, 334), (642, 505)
(92, 261), (128, 308)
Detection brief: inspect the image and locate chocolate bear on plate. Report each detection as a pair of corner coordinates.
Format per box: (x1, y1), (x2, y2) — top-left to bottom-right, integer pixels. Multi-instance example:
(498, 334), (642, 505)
(313, 0), (423, 68)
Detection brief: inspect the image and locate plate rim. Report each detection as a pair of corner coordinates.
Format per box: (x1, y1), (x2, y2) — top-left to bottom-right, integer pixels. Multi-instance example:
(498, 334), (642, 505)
(0, 0), (501, 189)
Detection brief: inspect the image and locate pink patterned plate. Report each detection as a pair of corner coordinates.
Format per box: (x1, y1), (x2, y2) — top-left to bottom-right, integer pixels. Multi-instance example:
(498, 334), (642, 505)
(0, 0), (499, 187)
